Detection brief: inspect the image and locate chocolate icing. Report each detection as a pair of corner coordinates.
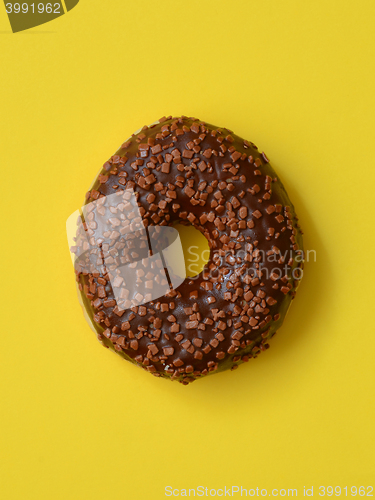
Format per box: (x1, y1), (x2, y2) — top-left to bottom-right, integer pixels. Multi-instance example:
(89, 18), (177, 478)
(74, 116), (304, 384)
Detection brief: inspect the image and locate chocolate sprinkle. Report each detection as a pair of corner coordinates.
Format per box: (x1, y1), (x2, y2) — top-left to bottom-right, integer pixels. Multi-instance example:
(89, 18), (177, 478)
(75, 116), (304, 384)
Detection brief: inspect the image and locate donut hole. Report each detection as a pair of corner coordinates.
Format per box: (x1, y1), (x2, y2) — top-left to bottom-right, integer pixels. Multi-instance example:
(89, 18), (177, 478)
(173, 223), (210, 278)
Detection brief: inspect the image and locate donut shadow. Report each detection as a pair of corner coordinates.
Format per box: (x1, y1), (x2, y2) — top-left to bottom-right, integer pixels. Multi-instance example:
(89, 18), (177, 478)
(258, 177), (327, 359)
(153, 167), (329, 405)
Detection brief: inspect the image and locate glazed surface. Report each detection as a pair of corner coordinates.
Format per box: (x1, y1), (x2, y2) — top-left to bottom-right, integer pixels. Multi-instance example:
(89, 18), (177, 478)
(75, 116), (304, 384)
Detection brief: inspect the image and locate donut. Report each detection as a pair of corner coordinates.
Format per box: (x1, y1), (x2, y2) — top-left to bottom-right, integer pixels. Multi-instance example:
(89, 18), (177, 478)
(70, 116), (304, 384)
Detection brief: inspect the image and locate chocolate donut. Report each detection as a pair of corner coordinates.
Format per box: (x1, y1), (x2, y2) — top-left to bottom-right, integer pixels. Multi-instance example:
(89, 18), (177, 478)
(71, 116), (304, 384)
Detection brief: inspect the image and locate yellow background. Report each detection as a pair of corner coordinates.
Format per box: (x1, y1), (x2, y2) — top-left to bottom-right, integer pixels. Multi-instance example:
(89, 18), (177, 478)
(1, 1), (374, 498)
